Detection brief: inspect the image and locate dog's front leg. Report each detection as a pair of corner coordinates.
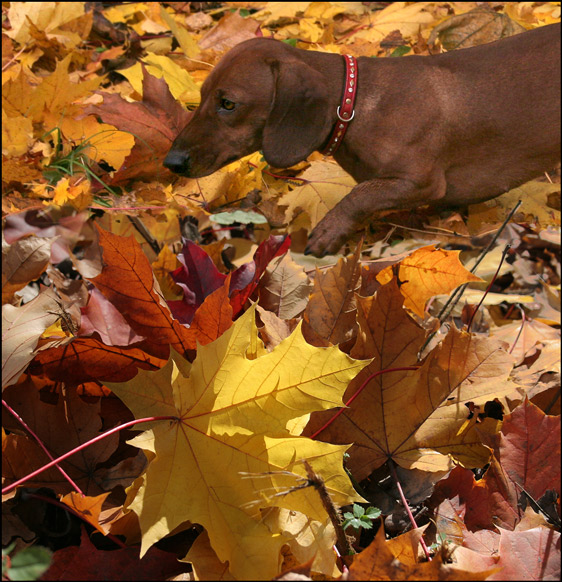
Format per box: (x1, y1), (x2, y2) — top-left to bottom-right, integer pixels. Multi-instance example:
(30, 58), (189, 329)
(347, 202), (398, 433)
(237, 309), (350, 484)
(304, 176), (445, 257)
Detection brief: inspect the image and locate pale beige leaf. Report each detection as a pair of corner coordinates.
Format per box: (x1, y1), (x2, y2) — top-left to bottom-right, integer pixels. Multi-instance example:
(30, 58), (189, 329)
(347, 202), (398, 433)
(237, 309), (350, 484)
(2, 235), (54, 303)
(258, 252), (312, 319)
(2, 288), (61, 388)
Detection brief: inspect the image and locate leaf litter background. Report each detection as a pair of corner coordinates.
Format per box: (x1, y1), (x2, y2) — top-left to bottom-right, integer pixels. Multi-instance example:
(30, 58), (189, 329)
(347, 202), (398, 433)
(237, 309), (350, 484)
(1, 1), (560, 580)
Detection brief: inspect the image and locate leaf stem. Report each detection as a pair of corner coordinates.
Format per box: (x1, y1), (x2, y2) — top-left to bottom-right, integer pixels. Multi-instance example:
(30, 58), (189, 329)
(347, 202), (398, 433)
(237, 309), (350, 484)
(2, 399), (84, 496)
(310, 367), (419, 440)
(466, 244), (511, 332)
(436, 200), (522, 324)
(508, 305), (526, 355)
(388, 460), (432, 561)
(2, 415), (178, 495)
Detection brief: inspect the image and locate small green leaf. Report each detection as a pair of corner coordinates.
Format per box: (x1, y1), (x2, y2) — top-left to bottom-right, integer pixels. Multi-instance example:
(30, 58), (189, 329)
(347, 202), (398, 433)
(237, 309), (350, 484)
(365, 506), (382, 518)
(8, 547), (52, 581)
(352, 503), (365, 517)
(390, 45), (411, 57)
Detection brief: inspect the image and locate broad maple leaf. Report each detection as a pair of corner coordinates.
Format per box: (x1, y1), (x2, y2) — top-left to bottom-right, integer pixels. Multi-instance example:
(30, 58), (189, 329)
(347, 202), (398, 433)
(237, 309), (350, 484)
(306, 279), (516, 479)
(107, 306), (369, 579)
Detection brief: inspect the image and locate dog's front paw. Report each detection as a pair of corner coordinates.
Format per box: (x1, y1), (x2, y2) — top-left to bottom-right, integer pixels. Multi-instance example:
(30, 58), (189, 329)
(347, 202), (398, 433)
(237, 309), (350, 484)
(304, 215), (356, 257)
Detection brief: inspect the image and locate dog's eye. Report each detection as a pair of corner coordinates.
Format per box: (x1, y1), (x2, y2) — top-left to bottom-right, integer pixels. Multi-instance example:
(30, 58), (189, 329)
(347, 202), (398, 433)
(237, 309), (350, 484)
(220, 98), (236, 111)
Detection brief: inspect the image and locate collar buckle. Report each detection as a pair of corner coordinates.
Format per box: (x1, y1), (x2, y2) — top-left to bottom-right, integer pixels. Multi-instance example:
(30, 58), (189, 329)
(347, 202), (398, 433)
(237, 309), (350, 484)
(321, 54), (358, 156)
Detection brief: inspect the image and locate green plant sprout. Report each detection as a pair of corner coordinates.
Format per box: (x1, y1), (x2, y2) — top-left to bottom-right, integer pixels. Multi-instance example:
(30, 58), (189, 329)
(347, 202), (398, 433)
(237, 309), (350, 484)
(342, 503), (381, 531)
(41, 127), (123, 206)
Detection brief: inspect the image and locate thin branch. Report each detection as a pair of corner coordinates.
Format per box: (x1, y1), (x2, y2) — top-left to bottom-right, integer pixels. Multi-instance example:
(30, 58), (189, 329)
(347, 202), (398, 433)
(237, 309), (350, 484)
(437, 200), (522, 323)
(3, 399), (84, 496)
(2, 415), (178, 495)
(388, 460), (432, 561)
(467, 244), (511, 332)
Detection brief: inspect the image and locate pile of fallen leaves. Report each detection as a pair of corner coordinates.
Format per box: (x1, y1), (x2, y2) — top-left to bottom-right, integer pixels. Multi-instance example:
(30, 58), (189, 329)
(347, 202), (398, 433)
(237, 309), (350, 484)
(2, 2), (560, 581)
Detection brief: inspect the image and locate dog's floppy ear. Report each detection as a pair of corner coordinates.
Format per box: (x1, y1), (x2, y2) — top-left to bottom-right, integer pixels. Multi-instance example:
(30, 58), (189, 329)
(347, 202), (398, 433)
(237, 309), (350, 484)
(262, 59), (332, 168)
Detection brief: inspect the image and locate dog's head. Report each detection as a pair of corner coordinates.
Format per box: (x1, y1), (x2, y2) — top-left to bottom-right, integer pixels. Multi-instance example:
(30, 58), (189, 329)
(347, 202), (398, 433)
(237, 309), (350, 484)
(164, 38), (333, 178)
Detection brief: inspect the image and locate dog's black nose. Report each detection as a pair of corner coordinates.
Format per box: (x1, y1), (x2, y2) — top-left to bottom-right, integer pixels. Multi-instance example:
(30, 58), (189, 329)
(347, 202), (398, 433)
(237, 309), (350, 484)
(164, 150), (190, 175)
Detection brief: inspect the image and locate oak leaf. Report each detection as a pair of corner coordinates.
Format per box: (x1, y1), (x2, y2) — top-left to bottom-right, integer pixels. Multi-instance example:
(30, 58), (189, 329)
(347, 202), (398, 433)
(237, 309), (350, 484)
(377, 245), (483, 317)
(107, 306), (369, 579)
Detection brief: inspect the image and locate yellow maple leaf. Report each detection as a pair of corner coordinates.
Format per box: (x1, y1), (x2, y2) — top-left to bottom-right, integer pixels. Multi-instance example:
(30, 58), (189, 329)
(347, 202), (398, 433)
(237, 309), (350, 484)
(6, 2), (85, 44)
(2, 112), (33, 157)
(352, 2), (436, 44)
(280, 161), (356, 231)
(108, 306), (369, 579)
(348, 524), (497, 580)
(377, 245), (483, 317)
(58, 116), (135, 171)
(28, 54), (102, 125)
(120, 53), (200, 103)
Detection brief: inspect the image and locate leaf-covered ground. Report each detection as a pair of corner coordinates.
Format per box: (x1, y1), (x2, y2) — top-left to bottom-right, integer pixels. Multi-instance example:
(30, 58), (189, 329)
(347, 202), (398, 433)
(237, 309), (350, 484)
(2, 2), (560, 581)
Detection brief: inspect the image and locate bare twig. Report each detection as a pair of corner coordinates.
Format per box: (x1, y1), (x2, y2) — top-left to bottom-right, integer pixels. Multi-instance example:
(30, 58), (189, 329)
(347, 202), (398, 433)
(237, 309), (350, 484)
(388, 460), (432, 561)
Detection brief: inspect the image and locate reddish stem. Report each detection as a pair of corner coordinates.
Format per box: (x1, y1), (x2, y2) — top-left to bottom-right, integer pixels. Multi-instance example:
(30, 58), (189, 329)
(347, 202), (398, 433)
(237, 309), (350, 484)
(2, 399), (84, 496)
(247, 162), (309, 184)
(2, 415), (178, 495)
(509, 306), (527, 354)
(467, 244), (511, 333)
(310, 366), (419, 439)
(388, 461), (432, 561)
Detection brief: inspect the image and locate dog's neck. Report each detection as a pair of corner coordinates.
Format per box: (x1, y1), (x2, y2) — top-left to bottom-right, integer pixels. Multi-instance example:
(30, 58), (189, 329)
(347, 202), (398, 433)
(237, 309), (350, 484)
(320, 54), (358, 156)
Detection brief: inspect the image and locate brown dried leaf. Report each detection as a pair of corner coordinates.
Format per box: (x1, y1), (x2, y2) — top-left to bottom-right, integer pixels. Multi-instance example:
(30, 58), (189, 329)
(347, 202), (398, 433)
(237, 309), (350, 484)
(302, 245), (361, 347)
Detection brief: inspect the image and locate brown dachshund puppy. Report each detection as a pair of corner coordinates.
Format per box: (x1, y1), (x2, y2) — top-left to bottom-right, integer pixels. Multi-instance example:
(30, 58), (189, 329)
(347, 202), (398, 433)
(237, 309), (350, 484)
(165, 24), (561, 257)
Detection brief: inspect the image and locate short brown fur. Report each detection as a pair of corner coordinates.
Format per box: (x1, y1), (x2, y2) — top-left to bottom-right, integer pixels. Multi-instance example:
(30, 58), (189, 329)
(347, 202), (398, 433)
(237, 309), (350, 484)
(165, 25), (561, 256)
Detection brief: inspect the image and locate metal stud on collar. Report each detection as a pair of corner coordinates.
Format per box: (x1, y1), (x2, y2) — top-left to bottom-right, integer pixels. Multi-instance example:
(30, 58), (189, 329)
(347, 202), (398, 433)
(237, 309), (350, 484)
(321, 54), (358, 156)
